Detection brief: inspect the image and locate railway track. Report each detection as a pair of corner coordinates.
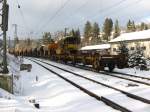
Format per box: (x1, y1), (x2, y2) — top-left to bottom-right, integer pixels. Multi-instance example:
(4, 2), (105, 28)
(62, 60), (150, 86)
(79, 66), (150, 86)
(111, 71), (150, 80)
(28, 58), (150, 112)
(34, 58), (150, 86)
(74, 63), (150, 86)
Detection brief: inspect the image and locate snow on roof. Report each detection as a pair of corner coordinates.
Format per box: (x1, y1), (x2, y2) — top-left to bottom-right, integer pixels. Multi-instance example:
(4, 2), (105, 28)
(109, 29), (150, 43)
(80, 44), (110, 51)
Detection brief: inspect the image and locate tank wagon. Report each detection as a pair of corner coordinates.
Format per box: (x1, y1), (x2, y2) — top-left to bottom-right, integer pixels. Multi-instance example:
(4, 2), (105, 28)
(10, 36), (127, 72)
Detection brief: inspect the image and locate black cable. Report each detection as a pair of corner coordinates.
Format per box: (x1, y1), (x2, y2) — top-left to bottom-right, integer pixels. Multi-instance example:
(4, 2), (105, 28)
(15, 0), (31, 32)
(37, 0), (72, 32)
(67, 0), (128, 28)
(70, 0), (142, 28)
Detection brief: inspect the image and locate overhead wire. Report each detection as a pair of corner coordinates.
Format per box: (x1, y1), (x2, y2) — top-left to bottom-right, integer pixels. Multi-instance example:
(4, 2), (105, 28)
(15, 0), (31, 32)
(102, 0), (142, 20)
(37, 0), (72, 33)
(38, 0), (127, 32)
(45, 0), (91, 32)
(67, 0), (128, 28)
(70, 0), (91, 15)
(68, 0), (142, 29)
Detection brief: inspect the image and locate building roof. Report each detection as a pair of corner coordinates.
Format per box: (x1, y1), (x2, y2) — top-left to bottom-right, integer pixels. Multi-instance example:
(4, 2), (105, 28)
(80, 44), (110, 51)
(109, 29), (150, 43)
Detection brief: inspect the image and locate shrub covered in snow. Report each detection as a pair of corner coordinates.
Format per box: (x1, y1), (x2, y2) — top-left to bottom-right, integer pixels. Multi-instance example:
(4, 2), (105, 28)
(128, 46), (147, 70)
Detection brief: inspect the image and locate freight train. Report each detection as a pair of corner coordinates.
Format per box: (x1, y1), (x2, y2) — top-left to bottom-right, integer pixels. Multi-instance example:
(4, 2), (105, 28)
(9, 36), (127, 72)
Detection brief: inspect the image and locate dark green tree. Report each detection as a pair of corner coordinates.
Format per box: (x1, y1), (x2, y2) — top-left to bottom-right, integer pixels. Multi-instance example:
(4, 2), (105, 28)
(84, 21), (92, 40)
(140, 22), (148, 30)
(92, 22), (100, 43)
(127, 19), (132, 32)
(127, 20), (136, 32)
(103, 18), (113, 41)
(128, 44), (147, 70)
(75, 29), (81, 44)
(70, 29), (75, 36)
(113, 20), (120, 38)
(131, 21), (136, 32)
(27, 38), (31, 46)
(43, 32), (52, 44)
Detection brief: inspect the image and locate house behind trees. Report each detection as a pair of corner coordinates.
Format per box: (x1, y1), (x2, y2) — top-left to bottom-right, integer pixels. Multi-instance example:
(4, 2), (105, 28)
(109, 29), (150, 58)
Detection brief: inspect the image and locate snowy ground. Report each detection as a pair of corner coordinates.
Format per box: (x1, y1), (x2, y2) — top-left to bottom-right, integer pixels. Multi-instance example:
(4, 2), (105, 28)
(114, 68), (150, 78)
(0, 55), (150, 112)
(0, 55), (119, 112)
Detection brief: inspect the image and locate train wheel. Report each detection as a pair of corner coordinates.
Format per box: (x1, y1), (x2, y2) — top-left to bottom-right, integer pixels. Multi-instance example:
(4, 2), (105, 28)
(108, 63), (115, 72)
(82, 58), (86, 66)
(93, 60), (99, 72)
(117, 64), (124, 69)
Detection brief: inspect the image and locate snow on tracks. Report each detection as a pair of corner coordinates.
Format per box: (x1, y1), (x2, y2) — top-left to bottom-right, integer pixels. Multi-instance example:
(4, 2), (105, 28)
(28, 58), (150, 112)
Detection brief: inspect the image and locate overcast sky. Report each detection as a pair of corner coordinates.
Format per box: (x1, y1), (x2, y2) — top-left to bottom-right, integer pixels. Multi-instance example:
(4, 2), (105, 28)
(6, 0), (150, 39)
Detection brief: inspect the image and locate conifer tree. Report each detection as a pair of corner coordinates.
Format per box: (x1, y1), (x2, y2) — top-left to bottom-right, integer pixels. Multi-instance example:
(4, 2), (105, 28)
(127, 20), (132, 32)
(113, 20), (120, 38)
(27, 38), (31, 46)
(70, 29), (75, 36)
(43, 32), (52, 44)
(131, 21), (136, 32)
(84, 21), (92, 40)
(128, 44), (147, 70)
(75, 29), (81, 44)
(103, 18), (113, 41)
(127, 20), (136, 32)
(92, 22), (100, 44)
(140, 22), (148, 30)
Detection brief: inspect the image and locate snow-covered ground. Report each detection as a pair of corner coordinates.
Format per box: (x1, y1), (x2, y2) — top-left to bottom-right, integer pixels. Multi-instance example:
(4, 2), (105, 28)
(1, 55), (150, 112)
(32, 58), (150, 112)
(114, 68), (150, 78)
(0, 55), (119, 112)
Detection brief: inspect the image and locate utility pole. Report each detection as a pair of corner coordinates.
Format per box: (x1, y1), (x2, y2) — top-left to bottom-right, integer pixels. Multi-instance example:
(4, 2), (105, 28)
(8, 36), (10, 48)
(1, 0), (9, 73)
(13, 24), (17, 39)
(12, 24), (18, 47)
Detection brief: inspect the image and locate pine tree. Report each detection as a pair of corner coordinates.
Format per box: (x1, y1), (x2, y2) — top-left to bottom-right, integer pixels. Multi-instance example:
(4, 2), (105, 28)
(140, 22), (148, 31)
(127, 19), (132, 32)
(75, 29), (81, 44)
(84, 21), (92, 41)
(92, 22), (100, 44)
(27, 38), (31, 46)
(113, 20), (120, 38)
(127, 20), (136, 32)
(70, 29), (75, 36)
(103, 18), (113, 41)
(131, 21), (136, 32)
(43, 32), (52, 44)
(128, 44), (147, 70)
(145, 24), (148, 30)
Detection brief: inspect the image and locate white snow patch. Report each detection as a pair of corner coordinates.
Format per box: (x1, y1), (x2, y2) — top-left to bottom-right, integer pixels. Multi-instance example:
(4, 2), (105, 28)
(109, 29), (150, 42)
(80, 44), (110, 51)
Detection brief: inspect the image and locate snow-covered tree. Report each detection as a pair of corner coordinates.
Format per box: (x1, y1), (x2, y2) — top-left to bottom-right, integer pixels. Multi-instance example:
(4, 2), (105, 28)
(128, 45), (147, 70)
